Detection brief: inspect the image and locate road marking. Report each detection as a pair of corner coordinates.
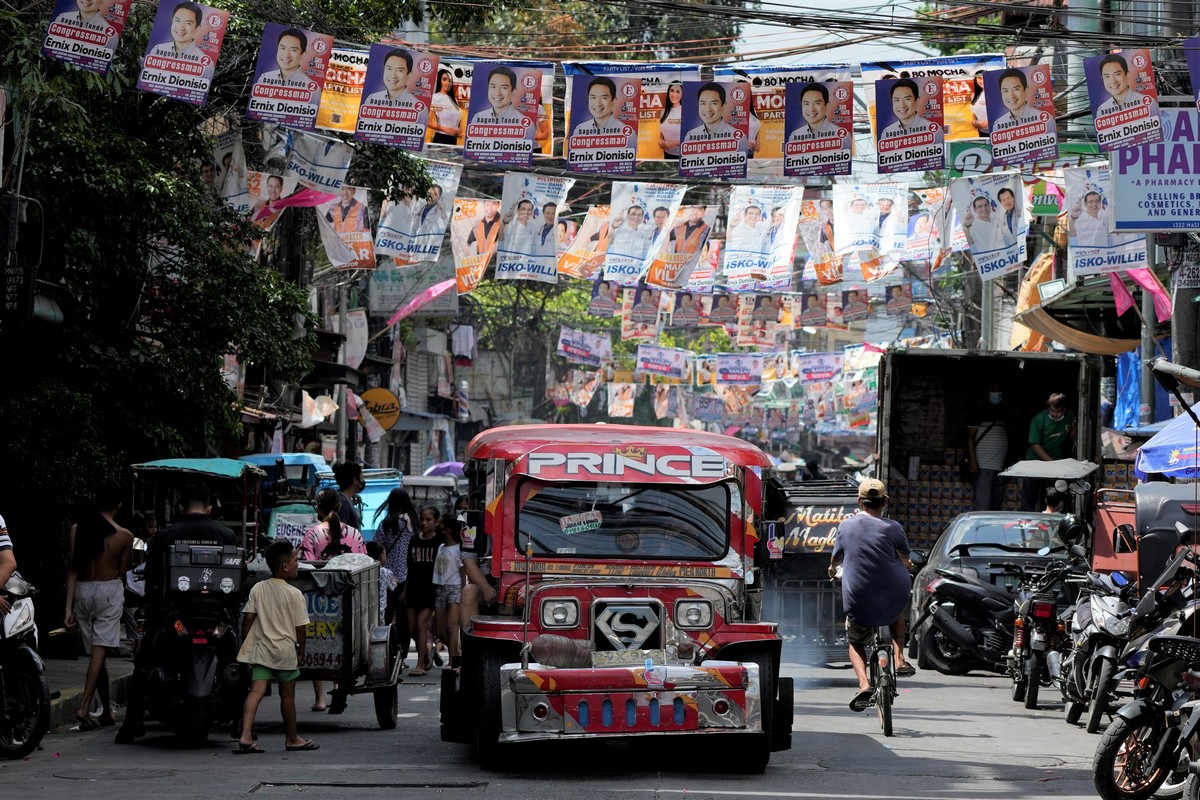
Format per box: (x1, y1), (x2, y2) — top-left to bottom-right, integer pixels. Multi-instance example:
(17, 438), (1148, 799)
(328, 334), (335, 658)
(614, 791), (977, 799)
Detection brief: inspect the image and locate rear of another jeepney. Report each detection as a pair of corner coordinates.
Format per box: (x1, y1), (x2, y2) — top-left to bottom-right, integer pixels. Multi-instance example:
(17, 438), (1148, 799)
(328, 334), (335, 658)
(442, 434), (793, 773)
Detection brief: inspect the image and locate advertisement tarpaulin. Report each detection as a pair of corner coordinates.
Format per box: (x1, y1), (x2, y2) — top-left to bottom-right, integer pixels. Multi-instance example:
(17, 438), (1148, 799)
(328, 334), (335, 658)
(1064, 163), (1146, 276)
(679, 80), (750, 179)
(1113, 109), (1200, 231)
(354, 45), (437, 149)
(137, 0), (226, 105)
(557, 326), (612, 367)
(316, 48), (369, 133)
(449, 197), (501, 294)
(247, 23), (333, 131)
(495, 172), (575, 284)
(463, 60), (552, 167)
(950, 171), (1025, 281)
(374, 160), (462, 265)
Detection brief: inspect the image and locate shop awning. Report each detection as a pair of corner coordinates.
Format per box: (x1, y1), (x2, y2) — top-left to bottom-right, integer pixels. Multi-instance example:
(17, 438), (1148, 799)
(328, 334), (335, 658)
(1013, 304), (1141, 356)
(390, 408), (454, 432)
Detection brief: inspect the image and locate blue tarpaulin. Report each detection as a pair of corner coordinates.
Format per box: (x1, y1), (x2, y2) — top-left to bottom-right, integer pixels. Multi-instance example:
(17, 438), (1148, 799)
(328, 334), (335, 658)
(1134, 403), (1200, 480)
(1114, 339), (1174, 430)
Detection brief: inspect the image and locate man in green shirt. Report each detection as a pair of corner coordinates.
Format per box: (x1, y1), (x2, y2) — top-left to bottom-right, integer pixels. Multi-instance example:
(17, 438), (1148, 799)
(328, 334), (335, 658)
(1022, 392), (1076, 509)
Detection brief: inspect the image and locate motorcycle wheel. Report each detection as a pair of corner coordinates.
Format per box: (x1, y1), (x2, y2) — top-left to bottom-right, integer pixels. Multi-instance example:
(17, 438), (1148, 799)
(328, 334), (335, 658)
(1066, 701), (1086, 725)
(1180, 770), (1200, 800)
(921, 624), (972, 676)
(1088, 659), (1115, 735)
(172, 698), (210, 747)
(1093, 711), (1173, 800)
(1024, 655), (1042, 710)
(0, 665), (50, 760)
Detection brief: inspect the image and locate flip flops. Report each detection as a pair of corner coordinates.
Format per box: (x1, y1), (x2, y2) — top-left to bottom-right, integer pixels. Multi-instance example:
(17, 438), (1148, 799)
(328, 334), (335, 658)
(72, 716), (100, 732)
(408, 669), (427, 677)
(285, 739), (320, 751)
(234, 742), (265, 754)
(896, 664), (917, 678)
(310, 705), (327, 712)
(849, 689), (874, 712)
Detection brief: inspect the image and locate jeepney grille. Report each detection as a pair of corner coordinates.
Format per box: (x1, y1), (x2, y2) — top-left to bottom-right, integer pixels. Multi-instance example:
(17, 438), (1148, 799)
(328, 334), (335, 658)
(593, 601), (663, 652)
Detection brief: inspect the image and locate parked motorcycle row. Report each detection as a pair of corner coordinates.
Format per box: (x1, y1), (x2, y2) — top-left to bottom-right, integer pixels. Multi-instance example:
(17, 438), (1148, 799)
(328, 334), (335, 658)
(911, 521), (1200, 800)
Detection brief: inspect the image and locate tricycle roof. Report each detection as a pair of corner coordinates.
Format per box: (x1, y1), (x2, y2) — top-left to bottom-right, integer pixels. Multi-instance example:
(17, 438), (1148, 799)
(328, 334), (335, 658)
(132, 458), (266, 480)
(467, 424), (771, 470)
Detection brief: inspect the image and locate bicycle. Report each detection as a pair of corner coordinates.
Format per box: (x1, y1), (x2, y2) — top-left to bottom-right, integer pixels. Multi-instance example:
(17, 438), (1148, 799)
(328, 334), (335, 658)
(869, 624), (896, 737)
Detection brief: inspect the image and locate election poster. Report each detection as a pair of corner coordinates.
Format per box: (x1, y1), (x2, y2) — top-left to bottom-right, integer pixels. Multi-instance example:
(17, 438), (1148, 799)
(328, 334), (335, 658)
(905, 187), (953, 265)
(794, 351), (843, 384)
(950, 171), (1025, 281)
(667, 290), (703, 328)
(354, 45), (437, 150)
(426, 58), (471, 147)
(831, 183), (909, 259)
(985, 64), (1057, 166)
(607, 384), (636, 418)
(693, 394), (724, 423)
(875, 76), (945, 174)
(798, 292), (827, 328)
(619, 287), (659, 343)
(246, 24), (333, 131)
(714, 64), (851, 161)
(563, 62), (702, 161)
(285, 131), (352, 192)
(862, 54), (1005, 141)
(679, 81), (751, 179)
(42, 0), (130, 75)
(449, 197), (502, 294)
(374, 160), (462, 266)
(841, 288), (869, 323)
(137, 0), (226, 105)
(735, 294), (779, 348)
(567, 370), (602, 411)
(565, 73), (640, 175)
(694, 355), (717, 388)
(463, 60), (552, 167)
(559, 206), (610, 279)
(704, 293), (738, 330)
(211, 125), (251, 213)
(722, 186), (803, 292)
(715, 353), (764, 387)
(603, 181), (687, 285)
(557, 326), (612, 368)
(885, 283), (913, 316)
(782, 78), (854, 177)
(645, 205), (714, 290)
(316, 48), (369, 133)
(686, 237), (720, 293)
(798, 198), (844, 286)
(1084, 50), (1164, 152)
(635, 344), (689, 381)
(316, 186), (374, 269)
(245, 172), (296, 239)
(761, 352), (789, 382)
(368, 262), (457, 318)
(1064, 163), (1147, 276)
(1113, 109), (1200, 231)
(495, 172), (575, 284)
(587, 274), (623, 318)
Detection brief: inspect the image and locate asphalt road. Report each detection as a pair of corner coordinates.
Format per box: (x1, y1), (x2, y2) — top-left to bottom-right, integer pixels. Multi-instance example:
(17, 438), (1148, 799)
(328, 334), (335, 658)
(2, 663), (1106, 800)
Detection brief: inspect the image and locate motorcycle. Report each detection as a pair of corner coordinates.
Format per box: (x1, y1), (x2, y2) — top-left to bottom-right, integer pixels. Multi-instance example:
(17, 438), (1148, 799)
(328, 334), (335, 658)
(1006, 547), (1086, 710)
(910, 562), (1024, 675)
(1060, 567), (1138, 731)
(0, 572), (50, 759)
(142, 542), (249, 745)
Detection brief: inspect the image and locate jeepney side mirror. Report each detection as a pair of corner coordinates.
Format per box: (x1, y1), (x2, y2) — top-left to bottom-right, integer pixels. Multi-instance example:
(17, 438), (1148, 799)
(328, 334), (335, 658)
(1113, 524), (1137, 554)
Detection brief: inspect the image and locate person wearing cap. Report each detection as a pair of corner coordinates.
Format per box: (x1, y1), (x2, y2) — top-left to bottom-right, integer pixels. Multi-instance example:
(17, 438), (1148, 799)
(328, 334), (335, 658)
(828, 478), (915, 712)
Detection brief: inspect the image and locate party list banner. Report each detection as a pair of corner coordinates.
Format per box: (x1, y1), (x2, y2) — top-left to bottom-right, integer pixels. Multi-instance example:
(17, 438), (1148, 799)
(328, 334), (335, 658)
(247, 23), (333, 130)
(137, 0), (226, 105)
(715, 64), (851, 161)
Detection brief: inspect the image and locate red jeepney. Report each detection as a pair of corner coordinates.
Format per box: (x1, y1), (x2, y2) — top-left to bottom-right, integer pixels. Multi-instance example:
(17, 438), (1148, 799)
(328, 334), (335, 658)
(440, 424), (793, 772)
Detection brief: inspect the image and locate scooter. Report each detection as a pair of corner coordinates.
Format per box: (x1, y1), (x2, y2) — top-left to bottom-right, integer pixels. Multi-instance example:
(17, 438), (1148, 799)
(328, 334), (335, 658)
(0, 572), (50, 759)
(1059, 568), (1136, 731)
(1006, 548), (1085, 710)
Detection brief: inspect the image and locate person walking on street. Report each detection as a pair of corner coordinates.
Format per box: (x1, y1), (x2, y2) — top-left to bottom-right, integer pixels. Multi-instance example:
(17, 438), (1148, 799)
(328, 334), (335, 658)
(65, 484), (134, 730)
(432, 517), (464, 672)
(234, 540), (317, 754)
(373, 489), (418, 663)
(331, 462), (364, 529)
(967, 384), (1008, 511)
(827, 479), (914, 712)
(405, 507), (441, 676)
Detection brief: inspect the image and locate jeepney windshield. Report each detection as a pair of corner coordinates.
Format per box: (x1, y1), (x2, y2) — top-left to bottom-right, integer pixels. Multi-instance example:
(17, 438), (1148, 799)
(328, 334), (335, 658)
(515, 479), (731, 561)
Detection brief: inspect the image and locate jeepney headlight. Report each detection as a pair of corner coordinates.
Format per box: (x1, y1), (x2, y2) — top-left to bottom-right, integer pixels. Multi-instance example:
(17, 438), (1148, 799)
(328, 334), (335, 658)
(675, 600), (713, 630)
(540, 598), (580, 628)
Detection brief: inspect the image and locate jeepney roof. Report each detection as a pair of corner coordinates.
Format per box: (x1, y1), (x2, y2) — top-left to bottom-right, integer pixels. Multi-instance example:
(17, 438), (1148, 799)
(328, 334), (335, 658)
(467, 424), (772, 468)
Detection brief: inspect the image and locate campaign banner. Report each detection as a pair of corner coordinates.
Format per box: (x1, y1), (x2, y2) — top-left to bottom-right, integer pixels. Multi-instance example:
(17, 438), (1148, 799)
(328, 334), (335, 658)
(374, 160), (461, 265)
(559, 206), (610, 279)
(715, 353), (764, 387)
(645, 205), (714, 290)
(354, 45), (437, 150)
(783, 79), (854, 177)
(568, 370), (602, 411)
(679, 80), (750, 179)
(798, 292), (827, 328)
(885, 283), (913, 316)
(1064, 163), (1147, 276)
(607, 383), (636, 418)
(906, 187), (952, 264)
(316, 186), (374, 269)
(316, 48), (369, 133)
(43, 0), (130, 75)
(284, 131), (352, 192)
(136, 0), (225, 105)
(603, 181), (687, 285)
(211, 126), (251, 213)
(557, 326), (612, 368)
(635, 344), (689, 381)
(1113, 109), (1200, 231)
(449, 197), (502, 294)
(245, 171), (297, 233)
(495, 172), (575, 284)
(704, 292), (738, 330)
(831, 183), (909, 259)
(619, 286), (659, 343)
(1084, 50), (1164, 152)
(797, 198), (843, 286)
(762, 352), (789, 382)
(693, 394), (724, 423)
(566, 73), (640, 175)
(586, 274), (622, 318)
(368, 262), (457, 317)
(735, 294), (779, 348)
(425, 58), (471, 146)
(722, 186), (803, 292)
(950, 171), (1025, 281)
(463, 60), (552, 167)
(687, 237), (720, 293)
(667, 290), (703, 328)
(985, 64), (1057, 166)
(715, 64), (851, 161)
(862, 54), (1004, 141)
(794, 351), (843, 384)
(841, 288), (869, 323)
(694, 355), (717, 388)
(246, 24), (332, 130)
(563, 62), (702, 161)
(875, 76), (945, 174)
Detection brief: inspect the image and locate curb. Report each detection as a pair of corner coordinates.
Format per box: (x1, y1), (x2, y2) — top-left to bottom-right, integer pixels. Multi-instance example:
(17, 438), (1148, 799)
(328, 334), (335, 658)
(48, 668), (134, 733)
